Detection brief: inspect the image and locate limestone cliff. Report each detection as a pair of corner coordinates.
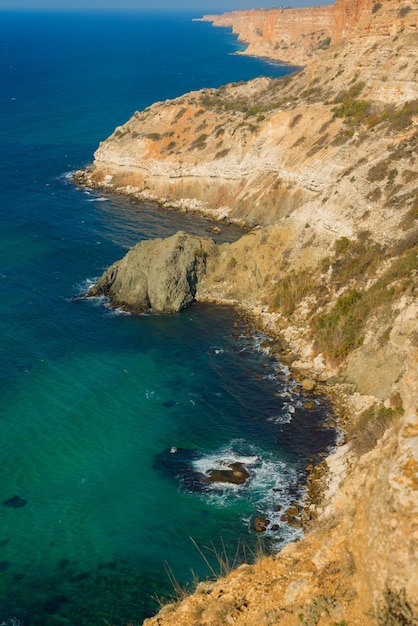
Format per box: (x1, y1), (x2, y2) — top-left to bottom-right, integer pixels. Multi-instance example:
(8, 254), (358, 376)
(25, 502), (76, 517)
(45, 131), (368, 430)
(75, 0), (418, 623)
(199, 0), (417, 65)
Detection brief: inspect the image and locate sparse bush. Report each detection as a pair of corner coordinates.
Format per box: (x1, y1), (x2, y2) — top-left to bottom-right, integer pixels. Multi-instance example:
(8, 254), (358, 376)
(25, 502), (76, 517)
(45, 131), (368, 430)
(332, 98), (371, 122)
(330, 236), (382, 285)
(174, 107), (187, 120)
(387, 99), (418, 132)
(272, 270), (315, 316)
(315, 289), (365, 359)
(331, 128), (355, 145)
(367, 159), (390, 182)
(366, 187), (382, 202)
(146, 132), (162, 141)
(290, 113), (303, 128)
(350, 403), (402, 455)
(214, 148), (230, 159)
(314, 238), (417, 360)
(374, 587), (416, 625)
(190, 133), (208, 150)
(399, 6), (411, 17)
(401, 206), (418, 230)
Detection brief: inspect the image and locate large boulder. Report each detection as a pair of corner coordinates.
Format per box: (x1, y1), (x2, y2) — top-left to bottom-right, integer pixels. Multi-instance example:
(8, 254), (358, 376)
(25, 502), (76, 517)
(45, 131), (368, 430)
(202, 462), (250, 485)
(89, 230), (217, 313)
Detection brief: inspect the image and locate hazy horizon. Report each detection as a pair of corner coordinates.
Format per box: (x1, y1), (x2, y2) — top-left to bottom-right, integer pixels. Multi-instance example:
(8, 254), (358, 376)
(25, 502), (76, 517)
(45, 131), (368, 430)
(0, 0), (335, 11)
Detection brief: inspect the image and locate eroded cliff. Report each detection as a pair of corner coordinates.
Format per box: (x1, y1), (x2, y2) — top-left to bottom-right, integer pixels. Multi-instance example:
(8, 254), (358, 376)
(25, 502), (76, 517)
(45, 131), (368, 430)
(75, 0), (418, 623)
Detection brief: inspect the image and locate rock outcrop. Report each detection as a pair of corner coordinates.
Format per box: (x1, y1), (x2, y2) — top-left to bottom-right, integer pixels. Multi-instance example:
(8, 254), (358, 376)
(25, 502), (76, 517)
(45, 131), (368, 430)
(77, 0), (418, 623)
(89, 230), (216, 313)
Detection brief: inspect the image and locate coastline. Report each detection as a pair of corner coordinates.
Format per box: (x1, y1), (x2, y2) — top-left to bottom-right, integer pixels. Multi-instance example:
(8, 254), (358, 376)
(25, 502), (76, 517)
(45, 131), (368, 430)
(74, 1), (418, 621)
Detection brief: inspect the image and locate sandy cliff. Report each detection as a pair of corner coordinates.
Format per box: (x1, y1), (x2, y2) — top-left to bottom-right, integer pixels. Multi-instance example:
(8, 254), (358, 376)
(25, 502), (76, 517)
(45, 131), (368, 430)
(75, 0), (418, 623)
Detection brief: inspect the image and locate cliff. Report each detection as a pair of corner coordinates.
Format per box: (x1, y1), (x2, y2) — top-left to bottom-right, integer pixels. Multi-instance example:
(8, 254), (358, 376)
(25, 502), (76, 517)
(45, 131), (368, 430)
(75, 0), (418, 623)
(199, 0), (417, 65)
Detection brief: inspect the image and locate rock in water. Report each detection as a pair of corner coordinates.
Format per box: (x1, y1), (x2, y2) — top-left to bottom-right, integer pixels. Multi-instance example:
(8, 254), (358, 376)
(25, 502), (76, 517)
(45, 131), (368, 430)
(253, 516), (269, 532)
(202, 462), (250, 485)
(89, 230), (217, 314)
(3, 495), (27, 508)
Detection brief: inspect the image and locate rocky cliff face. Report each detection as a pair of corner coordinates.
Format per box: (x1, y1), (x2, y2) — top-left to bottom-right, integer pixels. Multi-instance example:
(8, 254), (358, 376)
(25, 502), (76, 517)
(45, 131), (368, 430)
(75, 0), (417, 235)
(198, 0), (417, 65)
(89, 231), (216, 313)
(198, 5), (336, 66)
(76, 0), (418, 623)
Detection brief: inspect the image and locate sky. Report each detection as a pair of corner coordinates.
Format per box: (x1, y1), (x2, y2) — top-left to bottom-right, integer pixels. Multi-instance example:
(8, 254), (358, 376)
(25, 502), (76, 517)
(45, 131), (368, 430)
(0, 0), (334, 11)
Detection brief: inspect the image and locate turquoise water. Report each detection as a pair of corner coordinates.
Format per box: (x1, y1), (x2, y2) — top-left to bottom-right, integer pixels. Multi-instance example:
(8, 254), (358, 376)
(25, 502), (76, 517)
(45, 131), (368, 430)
(0, 11), (334, 625)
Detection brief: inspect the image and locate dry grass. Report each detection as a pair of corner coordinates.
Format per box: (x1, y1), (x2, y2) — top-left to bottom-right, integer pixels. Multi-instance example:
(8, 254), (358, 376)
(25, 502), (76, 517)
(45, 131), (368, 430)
(349, 402), (403, 456)
(272, 270), (316, 316)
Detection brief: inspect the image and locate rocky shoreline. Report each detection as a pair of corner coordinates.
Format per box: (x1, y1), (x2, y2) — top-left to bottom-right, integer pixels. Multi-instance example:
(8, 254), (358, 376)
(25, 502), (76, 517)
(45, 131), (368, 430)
(76, 0), (418, 621)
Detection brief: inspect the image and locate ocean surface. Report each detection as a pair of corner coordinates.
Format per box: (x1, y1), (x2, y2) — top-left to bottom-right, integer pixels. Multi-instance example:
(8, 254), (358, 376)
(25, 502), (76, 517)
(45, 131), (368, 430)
(0, 11), (336, 625)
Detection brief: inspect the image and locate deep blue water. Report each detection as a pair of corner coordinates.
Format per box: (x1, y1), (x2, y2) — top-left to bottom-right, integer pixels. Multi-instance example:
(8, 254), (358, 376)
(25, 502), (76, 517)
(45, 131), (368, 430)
(0, 11), (334, 625)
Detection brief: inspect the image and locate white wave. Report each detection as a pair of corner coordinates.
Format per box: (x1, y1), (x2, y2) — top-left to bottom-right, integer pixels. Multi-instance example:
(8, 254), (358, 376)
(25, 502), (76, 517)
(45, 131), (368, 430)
(267, 412), (293, 425)
(104, 303), (131, 316)
(193, 452), (260, 477)
(60, 170), (76, 182)
(192, 440), (296, 503)
(283, 403), (295, 414)
(75, 277), (97, 294)
(209, 346), (225, 355)
(188, 439), (304, 547)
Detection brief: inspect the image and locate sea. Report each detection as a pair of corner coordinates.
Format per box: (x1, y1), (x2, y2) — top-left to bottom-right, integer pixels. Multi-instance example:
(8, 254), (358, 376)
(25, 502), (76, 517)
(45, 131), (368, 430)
(0, 10), (336, 625)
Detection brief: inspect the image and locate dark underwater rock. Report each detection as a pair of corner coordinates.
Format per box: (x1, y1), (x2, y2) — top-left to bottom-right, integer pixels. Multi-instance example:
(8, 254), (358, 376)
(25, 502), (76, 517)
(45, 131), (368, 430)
(3, 495), (27, 508)
(154, 447), (206, 493)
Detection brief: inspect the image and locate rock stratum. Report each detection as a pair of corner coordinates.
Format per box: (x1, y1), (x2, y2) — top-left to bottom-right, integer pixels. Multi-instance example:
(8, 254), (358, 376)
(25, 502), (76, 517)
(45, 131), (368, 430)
(75, 0), (418, 623)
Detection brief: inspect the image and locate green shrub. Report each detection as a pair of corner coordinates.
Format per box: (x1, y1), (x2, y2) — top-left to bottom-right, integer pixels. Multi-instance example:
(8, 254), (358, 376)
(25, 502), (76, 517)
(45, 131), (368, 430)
(332, 99), (371, 122)
(330, 236), (382, 285)
(314, 239), (417, 361)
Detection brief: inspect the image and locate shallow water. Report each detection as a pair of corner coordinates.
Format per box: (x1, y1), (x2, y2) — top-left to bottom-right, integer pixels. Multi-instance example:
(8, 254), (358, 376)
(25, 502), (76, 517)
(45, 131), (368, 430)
(0, 11), (334, 624)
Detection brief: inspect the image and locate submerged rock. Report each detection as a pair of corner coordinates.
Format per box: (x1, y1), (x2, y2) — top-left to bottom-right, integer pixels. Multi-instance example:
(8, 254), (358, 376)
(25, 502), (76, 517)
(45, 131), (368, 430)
(3, 495), (27, 508)
(89, 230), (217, 314)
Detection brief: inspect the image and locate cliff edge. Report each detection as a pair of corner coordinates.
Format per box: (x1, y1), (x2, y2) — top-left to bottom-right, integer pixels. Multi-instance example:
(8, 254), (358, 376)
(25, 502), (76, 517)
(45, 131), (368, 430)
(75, 0), (418, 623)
